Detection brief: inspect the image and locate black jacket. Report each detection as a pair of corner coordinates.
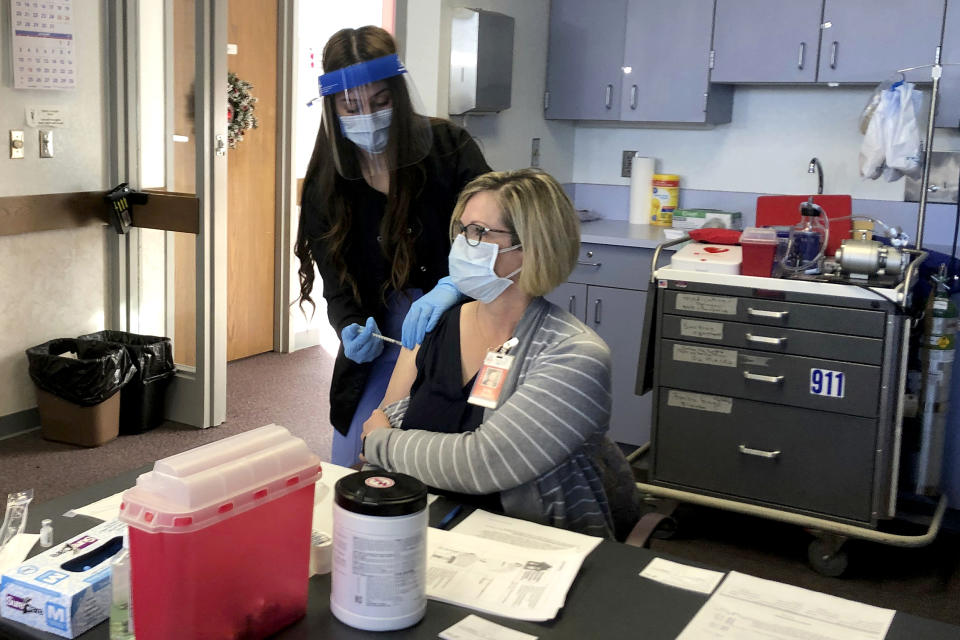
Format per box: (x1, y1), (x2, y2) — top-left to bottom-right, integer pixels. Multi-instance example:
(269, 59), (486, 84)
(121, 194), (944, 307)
(301, 119), (490, 435)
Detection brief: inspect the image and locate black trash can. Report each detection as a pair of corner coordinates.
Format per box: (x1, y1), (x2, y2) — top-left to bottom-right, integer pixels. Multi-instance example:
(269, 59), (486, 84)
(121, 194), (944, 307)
(77, 331), (175, 434)
(26, 338), (135, 446)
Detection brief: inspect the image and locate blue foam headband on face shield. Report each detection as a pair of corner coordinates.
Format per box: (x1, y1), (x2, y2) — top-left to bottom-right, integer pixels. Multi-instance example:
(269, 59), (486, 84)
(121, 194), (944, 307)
(318, 54), (406, 96)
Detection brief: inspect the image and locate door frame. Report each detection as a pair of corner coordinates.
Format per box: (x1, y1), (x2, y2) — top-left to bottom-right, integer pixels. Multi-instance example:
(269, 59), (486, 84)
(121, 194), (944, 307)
(106, 0), (228, 429)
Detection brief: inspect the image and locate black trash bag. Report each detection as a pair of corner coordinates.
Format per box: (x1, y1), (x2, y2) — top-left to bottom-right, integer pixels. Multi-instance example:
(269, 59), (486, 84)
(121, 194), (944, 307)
(26, 338), (135, 407)
(76, 331), (174, 383)
(76, 331), (175, 434)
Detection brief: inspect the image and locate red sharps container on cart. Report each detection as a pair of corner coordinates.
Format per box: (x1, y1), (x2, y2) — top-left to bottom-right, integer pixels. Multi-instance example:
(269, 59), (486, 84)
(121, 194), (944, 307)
(119, 424), (322, 639)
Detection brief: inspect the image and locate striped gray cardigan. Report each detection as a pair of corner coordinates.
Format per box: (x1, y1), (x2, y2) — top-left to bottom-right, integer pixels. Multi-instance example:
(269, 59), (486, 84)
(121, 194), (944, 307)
(364, 297), (640, 539)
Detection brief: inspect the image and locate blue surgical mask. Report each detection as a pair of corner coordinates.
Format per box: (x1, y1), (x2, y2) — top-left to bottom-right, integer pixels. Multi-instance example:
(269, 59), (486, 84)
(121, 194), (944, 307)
(448, 234), (522, 303)
(339, 107), (392, 154)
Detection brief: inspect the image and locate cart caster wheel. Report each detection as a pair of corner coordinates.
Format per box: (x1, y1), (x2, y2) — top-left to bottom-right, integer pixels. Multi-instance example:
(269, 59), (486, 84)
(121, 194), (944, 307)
(651, 516), (678, 541)
(807, 539), (849, 577)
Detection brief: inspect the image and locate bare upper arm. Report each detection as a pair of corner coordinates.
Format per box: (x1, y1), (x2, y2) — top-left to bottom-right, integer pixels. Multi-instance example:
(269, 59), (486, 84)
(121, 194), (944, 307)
(380, 344), (420, 408)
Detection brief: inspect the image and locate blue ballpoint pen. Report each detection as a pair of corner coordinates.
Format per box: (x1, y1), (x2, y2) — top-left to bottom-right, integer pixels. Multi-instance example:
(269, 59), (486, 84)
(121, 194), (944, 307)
(437, 505), (462, 530)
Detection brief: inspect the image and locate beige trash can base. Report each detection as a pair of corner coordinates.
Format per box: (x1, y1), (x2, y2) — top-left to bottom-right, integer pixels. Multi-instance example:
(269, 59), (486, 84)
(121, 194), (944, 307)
(35, 388), (120, 447)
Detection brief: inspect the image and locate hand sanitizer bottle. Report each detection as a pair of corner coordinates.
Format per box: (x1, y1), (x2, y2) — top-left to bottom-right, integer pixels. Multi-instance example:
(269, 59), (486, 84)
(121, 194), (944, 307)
(109, 532), (135, 639)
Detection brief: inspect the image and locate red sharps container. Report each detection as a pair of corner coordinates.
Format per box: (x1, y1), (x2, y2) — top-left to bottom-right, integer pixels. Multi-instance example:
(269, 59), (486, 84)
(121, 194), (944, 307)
(119, 424), (321, 639)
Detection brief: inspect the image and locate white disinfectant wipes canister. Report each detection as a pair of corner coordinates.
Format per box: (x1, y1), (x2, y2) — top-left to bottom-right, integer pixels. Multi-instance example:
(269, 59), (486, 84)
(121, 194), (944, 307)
(331, 470), (428, 631)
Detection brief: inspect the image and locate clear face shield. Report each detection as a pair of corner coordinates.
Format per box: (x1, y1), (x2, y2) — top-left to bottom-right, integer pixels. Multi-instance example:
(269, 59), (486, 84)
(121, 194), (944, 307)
(317, 54), (433, 180)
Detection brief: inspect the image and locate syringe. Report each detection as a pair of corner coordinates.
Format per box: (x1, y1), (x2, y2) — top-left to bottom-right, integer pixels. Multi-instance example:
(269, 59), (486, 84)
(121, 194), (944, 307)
(372, 333), (403, 347)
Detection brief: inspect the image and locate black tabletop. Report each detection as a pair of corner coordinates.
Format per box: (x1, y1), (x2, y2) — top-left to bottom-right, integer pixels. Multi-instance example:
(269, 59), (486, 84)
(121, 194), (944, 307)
(2, 468), (958, 640)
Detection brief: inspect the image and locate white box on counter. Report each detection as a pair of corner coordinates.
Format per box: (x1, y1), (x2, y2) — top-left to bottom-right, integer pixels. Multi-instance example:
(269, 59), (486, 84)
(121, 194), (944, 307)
(671, 209), (743, 230)
(1, 519), (126, 638)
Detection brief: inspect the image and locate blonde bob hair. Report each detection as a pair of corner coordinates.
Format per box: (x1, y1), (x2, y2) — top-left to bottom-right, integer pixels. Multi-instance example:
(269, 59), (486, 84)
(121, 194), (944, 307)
(449, 169), (580, 297)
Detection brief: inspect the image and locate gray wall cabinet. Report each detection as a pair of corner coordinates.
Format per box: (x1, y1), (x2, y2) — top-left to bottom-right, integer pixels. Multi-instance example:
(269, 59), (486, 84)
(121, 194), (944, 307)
(543, 0), (627, 120)
(545, 0), (731, 123)
(711, 0), (945, 84)
(544, 244), (652, 446)
(817, 0), (946, 84)
(620, 0), (732, 123)
(711, 0), (823, 83)
(936, 0), (960, 128)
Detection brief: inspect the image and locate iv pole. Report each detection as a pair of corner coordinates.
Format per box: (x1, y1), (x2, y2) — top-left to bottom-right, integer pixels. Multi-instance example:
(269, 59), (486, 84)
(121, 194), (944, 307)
(899, 48), (960, 248)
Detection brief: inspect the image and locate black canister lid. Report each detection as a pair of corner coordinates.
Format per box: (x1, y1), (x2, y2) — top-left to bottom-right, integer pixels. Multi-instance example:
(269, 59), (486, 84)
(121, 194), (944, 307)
(335, 471), (428, 517)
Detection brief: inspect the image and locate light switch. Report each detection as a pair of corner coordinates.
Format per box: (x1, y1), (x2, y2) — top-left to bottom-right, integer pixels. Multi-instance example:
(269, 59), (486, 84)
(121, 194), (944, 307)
(10, 130), (24, 159)
(39, 130), (54, 158)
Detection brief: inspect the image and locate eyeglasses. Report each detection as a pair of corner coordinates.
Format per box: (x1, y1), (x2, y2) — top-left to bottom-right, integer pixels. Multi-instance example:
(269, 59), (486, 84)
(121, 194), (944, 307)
(458, 222), (515, 247)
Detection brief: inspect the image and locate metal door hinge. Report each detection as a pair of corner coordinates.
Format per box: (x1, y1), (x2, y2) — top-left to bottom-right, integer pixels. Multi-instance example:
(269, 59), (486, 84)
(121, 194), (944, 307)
(543, 91), (550, 111)
(709, 50), (715, 70)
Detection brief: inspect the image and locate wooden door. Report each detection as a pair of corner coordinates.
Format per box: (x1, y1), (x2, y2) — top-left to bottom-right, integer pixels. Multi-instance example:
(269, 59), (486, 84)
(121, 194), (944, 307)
(227, 0), (278, 360)
(173, 0), (197, 367)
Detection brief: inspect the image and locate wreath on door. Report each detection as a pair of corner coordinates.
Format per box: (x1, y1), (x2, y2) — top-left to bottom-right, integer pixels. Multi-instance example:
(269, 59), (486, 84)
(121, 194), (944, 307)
(227, 71), (258, 149)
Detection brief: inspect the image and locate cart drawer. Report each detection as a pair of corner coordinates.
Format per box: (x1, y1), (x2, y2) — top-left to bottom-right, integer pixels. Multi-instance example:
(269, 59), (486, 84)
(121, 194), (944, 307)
(652, 388), (877, 522)
(567, 243), (651, 291)
(660, 314), (884, 365)
(658, 340), (881, 417)
(663, 290), (886, 338)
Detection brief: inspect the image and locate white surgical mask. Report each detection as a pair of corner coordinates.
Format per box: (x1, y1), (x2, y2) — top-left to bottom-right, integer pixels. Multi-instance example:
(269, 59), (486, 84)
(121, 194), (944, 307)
(448, 234), (522, 303)
(339, 107), (393, 154)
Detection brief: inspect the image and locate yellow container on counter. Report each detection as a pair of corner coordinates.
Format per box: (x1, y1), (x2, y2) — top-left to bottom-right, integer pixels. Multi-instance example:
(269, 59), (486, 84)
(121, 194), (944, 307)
(651, 174), (680, 226)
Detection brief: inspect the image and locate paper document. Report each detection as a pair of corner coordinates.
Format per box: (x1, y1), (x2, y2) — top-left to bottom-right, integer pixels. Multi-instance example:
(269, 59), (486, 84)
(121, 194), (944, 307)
(64, 490), (127, 521)
(426, 528), (585, 622)
(439, 614), (538, 640)
(677, 571), (896, 640)
(311, 462), (356, 535)
(639, 557), (725, 594)
(452, 509), (602, 557)
(0, 534), (39, 572)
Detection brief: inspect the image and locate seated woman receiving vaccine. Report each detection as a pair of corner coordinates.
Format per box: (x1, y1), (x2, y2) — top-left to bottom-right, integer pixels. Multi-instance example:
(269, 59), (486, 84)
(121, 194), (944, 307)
(361, 169), (640, 539)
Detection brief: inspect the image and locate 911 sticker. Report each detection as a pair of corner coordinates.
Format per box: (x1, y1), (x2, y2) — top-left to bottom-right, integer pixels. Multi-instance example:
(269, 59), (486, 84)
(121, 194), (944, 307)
(810, 368), (844, 398)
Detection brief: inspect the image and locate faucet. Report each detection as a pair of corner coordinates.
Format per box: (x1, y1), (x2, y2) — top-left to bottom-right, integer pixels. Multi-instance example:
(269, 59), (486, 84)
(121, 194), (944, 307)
(807, 157), (824, 195)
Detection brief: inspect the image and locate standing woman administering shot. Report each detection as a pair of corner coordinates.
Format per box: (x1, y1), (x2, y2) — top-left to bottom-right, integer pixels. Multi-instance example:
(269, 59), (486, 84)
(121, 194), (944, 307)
(295, 26), (490, 466)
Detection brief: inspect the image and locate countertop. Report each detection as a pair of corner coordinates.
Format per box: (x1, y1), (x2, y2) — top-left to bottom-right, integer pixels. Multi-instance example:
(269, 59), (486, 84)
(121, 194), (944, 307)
(579, 219), (678, 249)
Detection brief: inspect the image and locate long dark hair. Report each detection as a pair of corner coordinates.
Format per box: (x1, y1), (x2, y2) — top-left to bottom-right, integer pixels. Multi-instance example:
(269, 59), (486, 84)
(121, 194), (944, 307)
(295, 26), (426, 316)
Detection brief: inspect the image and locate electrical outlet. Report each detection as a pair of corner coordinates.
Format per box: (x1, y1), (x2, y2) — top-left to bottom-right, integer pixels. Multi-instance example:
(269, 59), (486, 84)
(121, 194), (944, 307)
(621, 150), (637, 177)
(530, 137), (541, 168)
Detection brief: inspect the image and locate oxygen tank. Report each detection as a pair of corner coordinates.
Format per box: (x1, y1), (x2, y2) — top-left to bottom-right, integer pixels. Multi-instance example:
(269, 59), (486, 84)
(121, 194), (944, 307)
(915, 264), (958, 495)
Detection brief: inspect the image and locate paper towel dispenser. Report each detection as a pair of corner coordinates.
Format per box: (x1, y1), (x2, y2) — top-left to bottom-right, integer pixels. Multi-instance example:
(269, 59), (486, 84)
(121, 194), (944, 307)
(449, 8), (514, 115)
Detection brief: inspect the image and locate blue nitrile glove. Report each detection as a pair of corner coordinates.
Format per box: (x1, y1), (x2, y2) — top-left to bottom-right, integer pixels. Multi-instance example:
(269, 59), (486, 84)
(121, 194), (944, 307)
(401, 276), (462, 349)
(341, 317), (384, 363)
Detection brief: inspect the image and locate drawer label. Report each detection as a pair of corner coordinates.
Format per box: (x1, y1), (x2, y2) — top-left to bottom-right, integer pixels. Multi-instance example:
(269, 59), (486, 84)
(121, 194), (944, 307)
(680, 319), (724, 340)
(674, 293), (738, 315)
(667, 390), (733, 414)
(810, 368), (845, 398)
(673, 344), (738, 368)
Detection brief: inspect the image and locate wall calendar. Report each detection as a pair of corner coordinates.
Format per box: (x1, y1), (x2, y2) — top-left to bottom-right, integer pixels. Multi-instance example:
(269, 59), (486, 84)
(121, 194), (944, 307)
(10, 0), (76, 90)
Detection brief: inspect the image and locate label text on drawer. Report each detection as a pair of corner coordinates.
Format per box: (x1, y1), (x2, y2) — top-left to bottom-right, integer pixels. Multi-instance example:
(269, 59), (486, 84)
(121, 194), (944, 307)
(680, 318), (724, 340)
(675, 293), (737, 315)
(667, 390), (733, 414)
(810, 368), (845, 398)
(673, 344), (738, 367)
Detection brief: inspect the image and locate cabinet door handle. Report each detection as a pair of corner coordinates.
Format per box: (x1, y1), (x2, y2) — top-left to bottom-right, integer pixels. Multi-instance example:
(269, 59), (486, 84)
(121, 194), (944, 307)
(630, 84), (638, 110)
(738, 444), (781, 460)
(747, 307), (788, 320)
(829, 41), (838, 69)
(745, 333), (787, 346)
(568, 295), (576, 314)
(604, 84), (613, 109)
(742, 371), (784, 384)
(797, 42), (805, 69)
(577, 260), (602, 267)
(594, 299), (602, 325)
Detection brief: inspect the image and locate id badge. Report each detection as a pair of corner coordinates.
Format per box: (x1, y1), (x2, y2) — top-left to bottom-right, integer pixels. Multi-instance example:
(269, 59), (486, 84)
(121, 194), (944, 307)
(468, 350), (515, 409)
